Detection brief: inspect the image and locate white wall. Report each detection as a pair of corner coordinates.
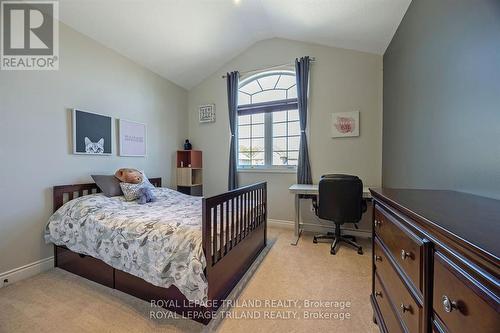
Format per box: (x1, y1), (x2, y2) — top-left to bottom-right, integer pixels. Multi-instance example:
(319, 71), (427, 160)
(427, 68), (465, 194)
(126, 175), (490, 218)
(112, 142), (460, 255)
(0, 24), (187, 274)
(188, 38), (382, 227)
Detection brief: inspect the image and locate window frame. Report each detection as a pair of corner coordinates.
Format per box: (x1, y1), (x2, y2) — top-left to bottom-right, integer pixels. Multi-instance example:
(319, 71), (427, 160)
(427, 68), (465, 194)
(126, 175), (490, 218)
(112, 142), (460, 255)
(236, 70), (300, 172)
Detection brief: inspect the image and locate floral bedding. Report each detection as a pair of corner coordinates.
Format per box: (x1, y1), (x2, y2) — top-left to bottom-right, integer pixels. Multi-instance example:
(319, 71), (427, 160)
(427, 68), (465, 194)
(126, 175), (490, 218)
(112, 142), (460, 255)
(44, 187), (208, 302)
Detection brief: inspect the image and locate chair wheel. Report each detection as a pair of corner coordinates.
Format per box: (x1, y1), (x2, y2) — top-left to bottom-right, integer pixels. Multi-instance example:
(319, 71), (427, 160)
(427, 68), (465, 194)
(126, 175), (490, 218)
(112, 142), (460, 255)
(330, 248), (336, 255)
(313, 237), (318, 244)
(357, 248), (363, 255)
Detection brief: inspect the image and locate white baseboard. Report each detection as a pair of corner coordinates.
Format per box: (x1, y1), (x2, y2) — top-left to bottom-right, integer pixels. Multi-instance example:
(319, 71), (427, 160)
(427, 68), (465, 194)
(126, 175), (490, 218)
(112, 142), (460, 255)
(0, 256), (54, 288)
(268, 219), (295, 229)
(268, 219), (371, 238)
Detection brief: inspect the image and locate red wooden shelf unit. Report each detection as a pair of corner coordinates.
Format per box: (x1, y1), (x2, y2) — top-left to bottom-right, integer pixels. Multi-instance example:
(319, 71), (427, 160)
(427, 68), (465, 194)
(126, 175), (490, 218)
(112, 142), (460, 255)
(176, 150), (203, 196)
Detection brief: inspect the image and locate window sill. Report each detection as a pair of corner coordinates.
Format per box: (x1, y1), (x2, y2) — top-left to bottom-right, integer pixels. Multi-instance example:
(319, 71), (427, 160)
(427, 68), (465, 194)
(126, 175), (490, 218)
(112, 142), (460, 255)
(238, 168), (297, 174)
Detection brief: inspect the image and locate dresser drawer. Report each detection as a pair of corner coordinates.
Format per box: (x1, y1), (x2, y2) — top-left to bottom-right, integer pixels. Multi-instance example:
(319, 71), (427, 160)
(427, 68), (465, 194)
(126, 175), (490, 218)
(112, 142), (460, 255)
(375, 239), (422, 333)
(433, 252), (500, 333)
(374, 272), (404, 333)
(374, 205), (423, 292)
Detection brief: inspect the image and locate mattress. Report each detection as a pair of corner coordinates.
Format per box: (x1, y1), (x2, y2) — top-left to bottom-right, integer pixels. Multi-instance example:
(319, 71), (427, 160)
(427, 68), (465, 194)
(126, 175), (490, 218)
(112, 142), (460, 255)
(45, 187), (209, 302)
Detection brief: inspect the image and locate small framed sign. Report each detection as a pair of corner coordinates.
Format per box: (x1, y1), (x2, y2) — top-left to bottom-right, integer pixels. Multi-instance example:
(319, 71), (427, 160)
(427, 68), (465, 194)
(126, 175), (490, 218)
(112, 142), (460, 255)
(119, 119), (147, 157)
(199, 104), (216, 123)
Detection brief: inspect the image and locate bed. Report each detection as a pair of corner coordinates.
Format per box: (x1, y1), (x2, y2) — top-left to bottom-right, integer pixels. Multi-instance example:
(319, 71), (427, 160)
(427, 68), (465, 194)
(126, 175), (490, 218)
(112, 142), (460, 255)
(46, 178), (267, 324)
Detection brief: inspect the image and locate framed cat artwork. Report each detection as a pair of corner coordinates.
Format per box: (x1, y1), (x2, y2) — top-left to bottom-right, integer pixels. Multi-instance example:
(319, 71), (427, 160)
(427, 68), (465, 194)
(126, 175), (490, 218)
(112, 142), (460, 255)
(72, 109), (113, 155)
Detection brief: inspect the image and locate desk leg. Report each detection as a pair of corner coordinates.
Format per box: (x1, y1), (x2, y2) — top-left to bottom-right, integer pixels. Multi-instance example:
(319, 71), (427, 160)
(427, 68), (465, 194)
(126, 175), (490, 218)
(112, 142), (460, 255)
(291, 193), (302, 246)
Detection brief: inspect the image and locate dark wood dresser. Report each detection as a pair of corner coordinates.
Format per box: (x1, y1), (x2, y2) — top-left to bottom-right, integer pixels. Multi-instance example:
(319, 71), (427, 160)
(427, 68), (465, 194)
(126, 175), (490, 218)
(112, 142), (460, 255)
(369, 188), (500, 333)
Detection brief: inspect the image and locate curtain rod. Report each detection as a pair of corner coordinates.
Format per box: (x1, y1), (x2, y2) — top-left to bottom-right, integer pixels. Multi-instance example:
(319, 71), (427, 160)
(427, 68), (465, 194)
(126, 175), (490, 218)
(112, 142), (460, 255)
(221, 57), (316, 79)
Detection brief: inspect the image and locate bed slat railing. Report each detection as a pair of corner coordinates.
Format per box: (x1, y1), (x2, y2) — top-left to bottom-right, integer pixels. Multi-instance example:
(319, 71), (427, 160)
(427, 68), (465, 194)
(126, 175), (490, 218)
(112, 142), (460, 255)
(202, 182), (267, 267)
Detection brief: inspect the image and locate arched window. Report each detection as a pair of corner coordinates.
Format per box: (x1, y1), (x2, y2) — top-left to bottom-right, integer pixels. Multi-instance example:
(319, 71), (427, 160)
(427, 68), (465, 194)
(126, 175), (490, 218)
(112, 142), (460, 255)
(237, 71), (300, 169)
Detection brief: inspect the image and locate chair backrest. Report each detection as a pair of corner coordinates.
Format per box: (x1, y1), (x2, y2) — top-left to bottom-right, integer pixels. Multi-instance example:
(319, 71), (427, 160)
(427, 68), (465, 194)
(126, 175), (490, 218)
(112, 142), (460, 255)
(318, 174), (364, 224)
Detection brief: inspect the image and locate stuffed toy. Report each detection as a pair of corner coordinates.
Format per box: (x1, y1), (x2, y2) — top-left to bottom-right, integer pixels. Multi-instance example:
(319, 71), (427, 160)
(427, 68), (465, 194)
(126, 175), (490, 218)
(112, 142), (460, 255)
(137, 186), (156, 204)
(115, 168), (143, 184)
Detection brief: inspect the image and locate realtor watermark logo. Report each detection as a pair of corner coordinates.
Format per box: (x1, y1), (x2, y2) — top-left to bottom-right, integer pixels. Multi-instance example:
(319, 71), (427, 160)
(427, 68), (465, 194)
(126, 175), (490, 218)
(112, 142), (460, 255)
(1, 0), (59, 70)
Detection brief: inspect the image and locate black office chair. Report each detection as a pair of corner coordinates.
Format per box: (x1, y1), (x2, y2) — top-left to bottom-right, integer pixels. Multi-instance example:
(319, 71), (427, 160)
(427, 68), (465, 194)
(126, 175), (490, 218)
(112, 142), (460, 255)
(312, 174), (367, 255)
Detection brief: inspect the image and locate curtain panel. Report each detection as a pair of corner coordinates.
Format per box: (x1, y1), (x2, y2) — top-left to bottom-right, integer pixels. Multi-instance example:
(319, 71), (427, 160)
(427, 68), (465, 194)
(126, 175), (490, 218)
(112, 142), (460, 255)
(226, 71), (239, 190)
(295, 56), (313, 185)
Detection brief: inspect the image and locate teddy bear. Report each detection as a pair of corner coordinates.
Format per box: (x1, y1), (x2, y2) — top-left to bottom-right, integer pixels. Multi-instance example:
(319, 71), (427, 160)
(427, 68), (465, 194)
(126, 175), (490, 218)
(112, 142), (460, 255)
(137, 187), (156, 204)
(114, 168), (143, 184)
(115, 168), (156, 204)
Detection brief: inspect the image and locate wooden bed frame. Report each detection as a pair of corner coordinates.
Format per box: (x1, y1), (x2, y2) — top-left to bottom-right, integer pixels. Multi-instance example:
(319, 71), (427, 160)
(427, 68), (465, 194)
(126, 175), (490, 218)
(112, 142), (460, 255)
(52, 178), (267, 324)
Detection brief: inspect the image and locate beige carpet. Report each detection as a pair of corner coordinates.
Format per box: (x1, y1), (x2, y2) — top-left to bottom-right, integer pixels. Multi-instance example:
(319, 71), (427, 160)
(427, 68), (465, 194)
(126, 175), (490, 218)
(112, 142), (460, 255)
(0, 227), (377, 333)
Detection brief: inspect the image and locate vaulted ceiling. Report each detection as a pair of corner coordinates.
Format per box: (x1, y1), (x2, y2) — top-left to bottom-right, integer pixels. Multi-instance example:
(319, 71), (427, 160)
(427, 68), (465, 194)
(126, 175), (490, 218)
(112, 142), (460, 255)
(59, 0), (411, 89)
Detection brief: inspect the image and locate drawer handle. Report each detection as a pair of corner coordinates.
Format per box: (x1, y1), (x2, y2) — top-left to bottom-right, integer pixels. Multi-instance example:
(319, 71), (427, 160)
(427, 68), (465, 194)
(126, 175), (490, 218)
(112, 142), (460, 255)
(375, 291), (382, 297)
(374, 220), (381, 227)
(400, 303), (411, 314)
(374, 255), (382, 262)
(401, 250), (412, 260)
(442, 295), (458, 313)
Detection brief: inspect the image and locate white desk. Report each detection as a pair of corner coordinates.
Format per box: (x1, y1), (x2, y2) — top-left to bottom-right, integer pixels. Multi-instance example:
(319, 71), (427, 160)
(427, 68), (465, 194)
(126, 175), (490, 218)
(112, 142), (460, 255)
(289, 184), (372, 245)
